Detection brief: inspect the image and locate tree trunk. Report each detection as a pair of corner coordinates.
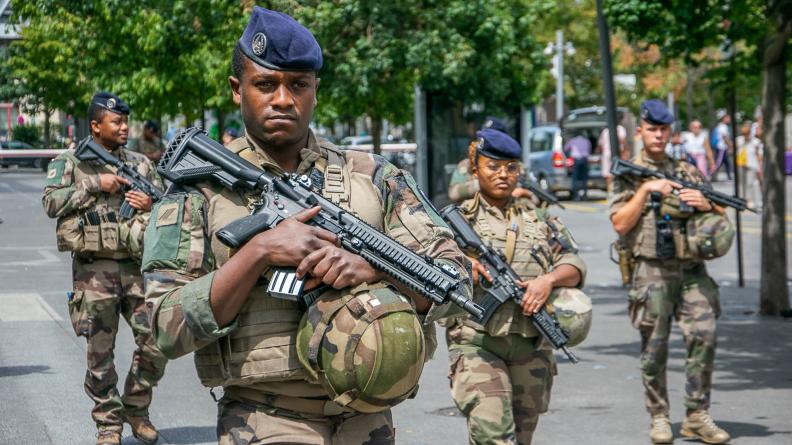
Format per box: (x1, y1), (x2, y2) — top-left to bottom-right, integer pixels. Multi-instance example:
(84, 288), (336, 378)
(759, 23), (790, 316)
(44, 108), (51, 148)
(371, 115), (382, 156)
(685, 67), (694, 124)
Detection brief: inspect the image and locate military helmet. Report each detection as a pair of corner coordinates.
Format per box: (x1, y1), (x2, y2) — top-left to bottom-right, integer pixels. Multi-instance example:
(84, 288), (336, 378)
(296, 284), (425, 414)
(686, 212), (735, 260)
(547, 288), (592, 347)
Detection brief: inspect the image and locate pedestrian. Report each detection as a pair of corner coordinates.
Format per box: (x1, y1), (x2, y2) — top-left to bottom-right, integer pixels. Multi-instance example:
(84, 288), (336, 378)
(744, 124), (764, 211)
(736, 121), (752, 197)
(665, 129), (688, 162)
(598, 124), (627, 190)
(448, 116), (534, 204)
(710, 110), (733, 180)
(131, 120), (166, 163)
(221, 126), (240, 145)
(441, 128), (589, 444)
(565, 134), (592, 200)
(610, 99), (733, 444)
(42, 92), (168, 445)
(682, 119), (715, 179)
(140, 8), (472, 444)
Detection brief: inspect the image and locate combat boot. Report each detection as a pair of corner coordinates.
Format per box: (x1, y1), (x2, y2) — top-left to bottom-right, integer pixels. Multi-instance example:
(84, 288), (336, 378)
(123, 415), (159, 444)
(681, 410), (731, 444)
(95, 429), (121, 445)
(649, 414), (674, 444)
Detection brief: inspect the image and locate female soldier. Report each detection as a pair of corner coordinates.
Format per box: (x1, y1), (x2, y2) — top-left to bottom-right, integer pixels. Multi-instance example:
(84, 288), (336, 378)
(444, 128), (588, 444)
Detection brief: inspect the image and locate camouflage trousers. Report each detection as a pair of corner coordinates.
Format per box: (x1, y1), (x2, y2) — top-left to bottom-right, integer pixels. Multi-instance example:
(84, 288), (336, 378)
(446, 324), (555, 445)
(628, 259), (720, 416)
(70, 257), (168, 432)
(216, 398), (395, 445)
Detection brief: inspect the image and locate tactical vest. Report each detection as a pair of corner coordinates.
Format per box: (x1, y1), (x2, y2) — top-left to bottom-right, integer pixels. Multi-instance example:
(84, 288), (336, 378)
(55, 149), (148, 259)
(621, 155), (697, 261)
(193, 137), (385, 388)
(458, 195), (555, 338)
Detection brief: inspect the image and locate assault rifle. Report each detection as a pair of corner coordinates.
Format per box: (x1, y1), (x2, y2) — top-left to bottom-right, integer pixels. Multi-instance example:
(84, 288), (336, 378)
(519, 173), (564, 209)
(156, 127), (483, 318)
(75, 138), (164, 219)
(440, 204), (579, 363)
(611, 158), (755, 213)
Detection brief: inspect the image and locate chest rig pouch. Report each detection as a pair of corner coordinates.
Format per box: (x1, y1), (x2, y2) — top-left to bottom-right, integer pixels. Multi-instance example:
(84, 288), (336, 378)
(651, 192), (676, 260)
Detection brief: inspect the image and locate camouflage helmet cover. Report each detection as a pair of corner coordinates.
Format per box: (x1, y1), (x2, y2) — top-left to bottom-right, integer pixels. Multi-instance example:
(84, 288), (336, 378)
(296, 284), (425, 413)
(547, 287), (592, 347)
(686, 212), (735, 260)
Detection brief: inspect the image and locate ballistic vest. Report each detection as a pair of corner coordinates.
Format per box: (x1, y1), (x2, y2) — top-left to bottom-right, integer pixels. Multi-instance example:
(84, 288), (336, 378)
(457, 195), (557, 338)
(193, 136), (386, 388)
(54, 148), (150, 259)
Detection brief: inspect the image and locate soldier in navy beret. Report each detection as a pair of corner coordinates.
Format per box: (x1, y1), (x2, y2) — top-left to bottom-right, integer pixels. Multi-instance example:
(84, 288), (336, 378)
(144, 7), (474, 445)
(610, 97), (731, 445)
(481, 115), (509, 133)
(640, 99), (674, 125)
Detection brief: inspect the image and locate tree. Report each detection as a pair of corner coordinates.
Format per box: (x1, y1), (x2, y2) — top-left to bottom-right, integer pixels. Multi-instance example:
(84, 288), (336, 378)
(605, 0), (792, 315)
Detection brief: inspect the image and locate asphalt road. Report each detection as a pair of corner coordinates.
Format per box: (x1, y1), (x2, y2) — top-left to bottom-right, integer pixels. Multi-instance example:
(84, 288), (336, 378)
(1, 168), (790, 445)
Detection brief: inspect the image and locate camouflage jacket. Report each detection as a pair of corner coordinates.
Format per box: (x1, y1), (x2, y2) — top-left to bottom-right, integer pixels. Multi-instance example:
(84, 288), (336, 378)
(448, 158), (480, 203)
(609, 150), (709, 262)
(42, 145), (161, 259)
(452, 194), (587, 337)
(141, 131), (472, 399)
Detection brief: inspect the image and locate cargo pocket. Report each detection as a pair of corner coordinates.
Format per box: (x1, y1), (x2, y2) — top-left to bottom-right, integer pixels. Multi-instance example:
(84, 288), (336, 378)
(100, 220), (120, 251)
(67, 291), (90, 337)
(83, 224), (101, 252)
(539, 349), (557, 413)
(699, 276), (722, 319)
(627, 286), (653, 330)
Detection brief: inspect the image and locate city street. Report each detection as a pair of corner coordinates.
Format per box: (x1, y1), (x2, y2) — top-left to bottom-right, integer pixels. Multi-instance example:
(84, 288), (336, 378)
(1, 168), (790, 445)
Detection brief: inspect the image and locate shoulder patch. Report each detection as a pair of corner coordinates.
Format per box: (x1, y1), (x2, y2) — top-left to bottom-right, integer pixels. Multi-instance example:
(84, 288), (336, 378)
(45, 159), (67, 186)
(156, 202), (181, 227)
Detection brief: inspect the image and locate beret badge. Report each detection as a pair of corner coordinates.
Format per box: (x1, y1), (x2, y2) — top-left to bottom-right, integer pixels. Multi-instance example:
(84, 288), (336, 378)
(106, 98), (116, 109)
(252, 32), (268, 56)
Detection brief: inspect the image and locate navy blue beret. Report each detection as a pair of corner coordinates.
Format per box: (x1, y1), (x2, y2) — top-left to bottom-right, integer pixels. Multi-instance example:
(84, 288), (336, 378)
(640, 99), (674, 125)
(481, 116), (508, 133)
(90, 91), (129, 115)
(476, 128), (521, 160)
(239, 7), (322, 71)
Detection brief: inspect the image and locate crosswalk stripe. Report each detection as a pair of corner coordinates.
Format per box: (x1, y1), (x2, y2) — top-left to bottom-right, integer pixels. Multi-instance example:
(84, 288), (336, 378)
(0, 292), (64, 322)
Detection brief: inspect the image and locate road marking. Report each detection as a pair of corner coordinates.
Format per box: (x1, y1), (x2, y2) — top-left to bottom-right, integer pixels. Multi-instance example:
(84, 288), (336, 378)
(0, 292), (64, 322)
(562, 203), (603, 213)
(740, 227), (792, 238)
(0, 249), (63, 266)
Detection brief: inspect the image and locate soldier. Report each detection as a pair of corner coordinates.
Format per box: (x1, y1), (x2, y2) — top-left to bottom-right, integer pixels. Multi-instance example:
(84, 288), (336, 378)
(448, 117), (535, 205)
(610, 100), (731, 444)
(42, 92), (168, 445)
(141, 7), (471, 444)
(130, 120), (166, 163)
(442, 128), (588, 444)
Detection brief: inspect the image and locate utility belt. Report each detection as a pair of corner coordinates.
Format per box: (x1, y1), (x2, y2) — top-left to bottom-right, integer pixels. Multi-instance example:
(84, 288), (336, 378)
(222, 387), (353, 418)
(56, 208), (127, 257)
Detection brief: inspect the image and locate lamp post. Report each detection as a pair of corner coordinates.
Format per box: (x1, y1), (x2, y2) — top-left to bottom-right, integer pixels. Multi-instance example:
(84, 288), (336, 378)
(545, 30), (575, 121)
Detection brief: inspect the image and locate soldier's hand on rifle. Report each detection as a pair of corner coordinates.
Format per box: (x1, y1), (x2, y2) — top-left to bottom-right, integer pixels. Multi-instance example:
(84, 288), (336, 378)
(468, 257), (493, 285)
(678, 189), (713, 212)
(518, 275), (554, 315)
(98, 174), (130, 194)
(125, 190), (153, 212)
(250, 206), (337, 269)
(640, 178), (680, 197)
(296, 245), (383, 290)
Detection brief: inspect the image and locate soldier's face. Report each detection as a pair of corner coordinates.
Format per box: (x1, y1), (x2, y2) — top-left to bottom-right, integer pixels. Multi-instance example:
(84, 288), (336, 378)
(473, 155), (520, 202)
(230, 58), (318, 150)
(638, 120), (671, 157)
(91, 112), (129, 149)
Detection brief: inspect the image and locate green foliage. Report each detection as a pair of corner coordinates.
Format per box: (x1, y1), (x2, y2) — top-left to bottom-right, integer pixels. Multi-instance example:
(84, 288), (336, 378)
(12, 123), (41, 145)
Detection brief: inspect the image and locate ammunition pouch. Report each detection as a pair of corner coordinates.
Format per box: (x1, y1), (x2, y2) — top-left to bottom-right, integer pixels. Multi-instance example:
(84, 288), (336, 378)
(610, 241), (635, 287)
(56, 209), (122, 255)
(651, 192), (676, 260)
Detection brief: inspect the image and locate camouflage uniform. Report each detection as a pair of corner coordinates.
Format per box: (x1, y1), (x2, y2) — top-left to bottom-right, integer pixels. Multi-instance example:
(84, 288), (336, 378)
(130, 136), (165, 158)
(42, 147), (167, 433)
(444, 194), (586, 445)
(142, 132), (472, 444)
(609, 150), (721, 416)
(448, 159), (480, 203)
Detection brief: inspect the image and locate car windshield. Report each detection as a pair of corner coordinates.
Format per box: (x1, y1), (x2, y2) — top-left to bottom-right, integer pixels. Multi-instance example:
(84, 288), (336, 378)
(529, 128), (556, 153)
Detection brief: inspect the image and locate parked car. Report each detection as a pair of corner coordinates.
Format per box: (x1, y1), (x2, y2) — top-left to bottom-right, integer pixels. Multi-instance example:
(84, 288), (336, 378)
(527, 106), (628, 195)
(0, 140), (53, 171)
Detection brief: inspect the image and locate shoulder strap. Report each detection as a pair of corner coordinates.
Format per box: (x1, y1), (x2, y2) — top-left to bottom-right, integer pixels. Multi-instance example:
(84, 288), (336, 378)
(312, 146), (350, 205)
